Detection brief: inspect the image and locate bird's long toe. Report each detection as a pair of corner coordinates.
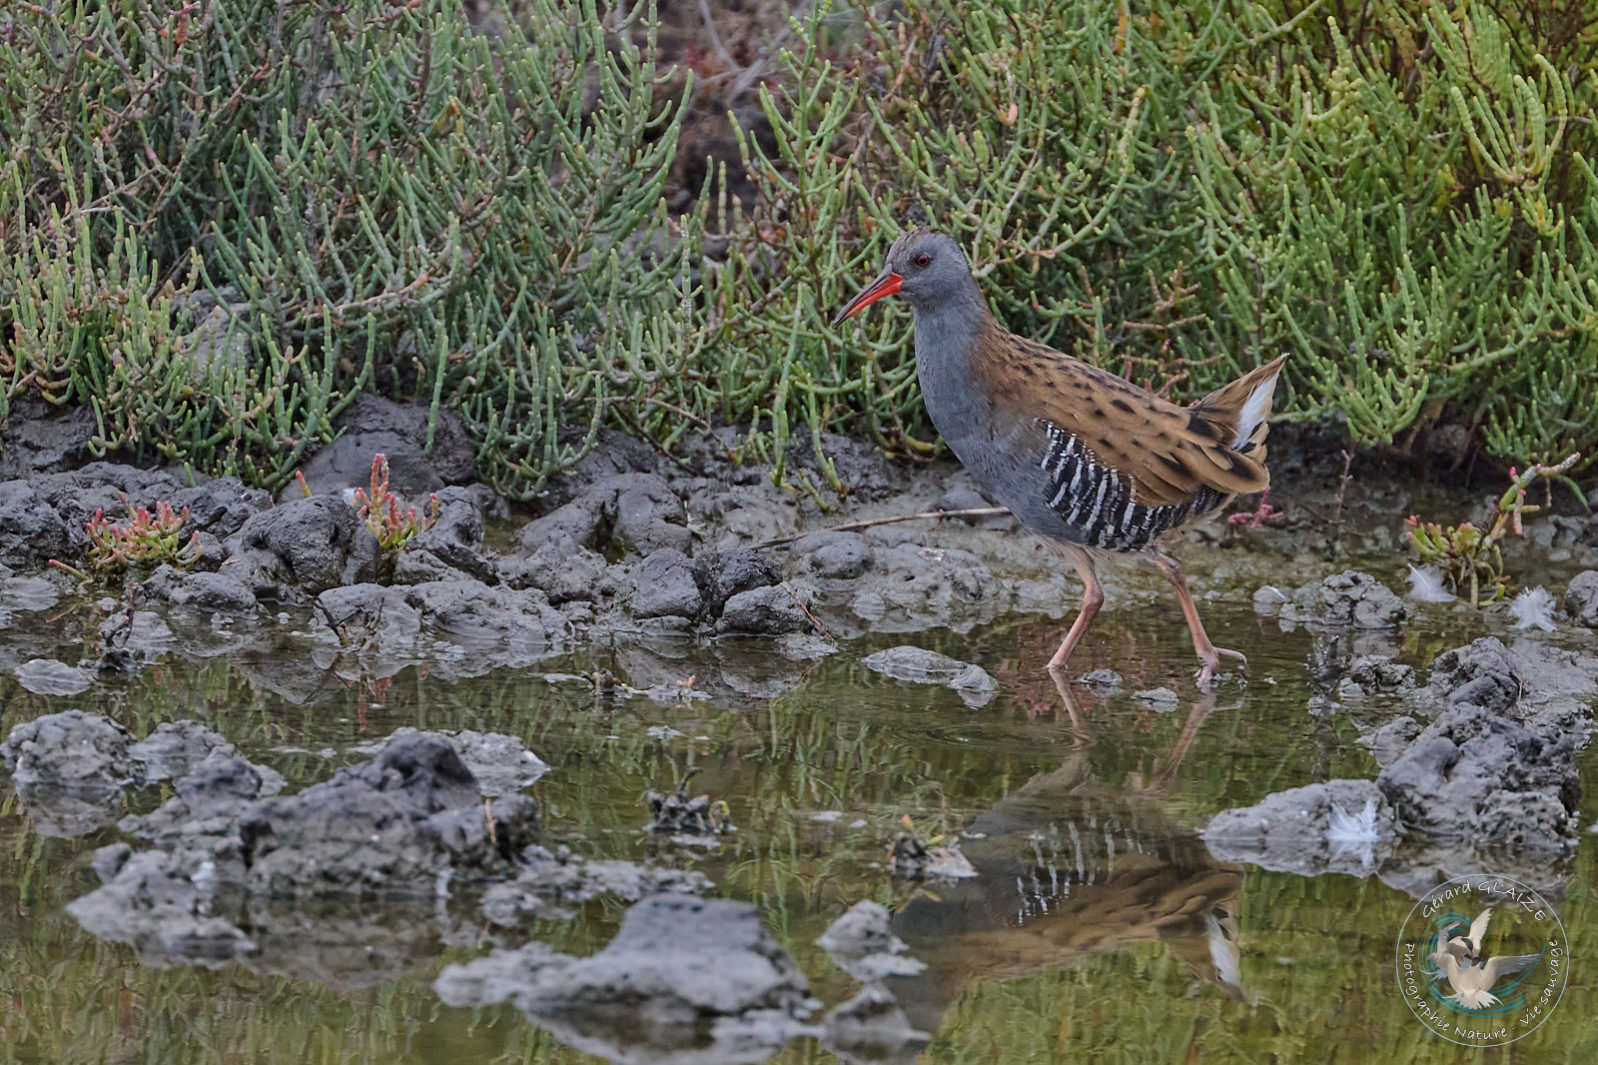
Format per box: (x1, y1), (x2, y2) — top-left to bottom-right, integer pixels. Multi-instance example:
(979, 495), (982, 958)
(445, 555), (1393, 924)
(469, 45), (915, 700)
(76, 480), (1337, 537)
(1194, 646), (1247, 686)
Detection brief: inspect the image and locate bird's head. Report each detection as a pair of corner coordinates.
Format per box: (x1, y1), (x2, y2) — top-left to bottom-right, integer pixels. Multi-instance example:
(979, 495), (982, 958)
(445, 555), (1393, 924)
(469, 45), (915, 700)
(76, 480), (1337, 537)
(833, 228), (973, 324)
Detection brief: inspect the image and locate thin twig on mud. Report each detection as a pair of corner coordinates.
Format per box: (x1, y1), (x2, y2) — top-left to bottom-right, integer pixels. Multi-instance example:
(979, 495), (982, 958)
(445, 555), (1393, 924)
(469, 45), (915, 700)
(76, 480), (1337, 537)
(781, 581), (835, 642)
(750, 507), (1010, 549)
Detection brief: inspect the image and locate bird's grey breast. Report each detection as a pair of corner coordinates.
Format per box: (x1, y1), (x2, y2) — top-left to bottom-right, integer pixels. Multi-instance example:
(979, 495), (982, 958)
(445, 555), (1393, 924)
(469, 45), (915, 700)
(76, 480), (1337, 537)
(913, 317), (1075, 540)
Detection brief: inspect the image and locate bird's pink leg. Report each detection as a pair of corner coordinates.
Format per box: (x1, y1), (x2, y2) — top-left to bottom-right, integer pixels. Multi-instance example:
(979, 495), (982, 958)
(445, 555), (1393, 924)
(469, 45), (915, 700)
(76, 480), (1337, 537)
(1048, 544), (1104, 673)
(1149, 549), (1245, 686)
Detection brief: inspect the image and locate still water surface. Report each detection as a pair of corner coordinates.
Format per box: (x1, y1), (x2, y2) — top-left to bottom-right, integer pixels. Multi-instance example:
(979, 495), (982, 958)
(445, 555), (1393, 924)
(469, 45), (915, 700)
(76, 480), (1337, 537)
(1, 601), (1593, 1063)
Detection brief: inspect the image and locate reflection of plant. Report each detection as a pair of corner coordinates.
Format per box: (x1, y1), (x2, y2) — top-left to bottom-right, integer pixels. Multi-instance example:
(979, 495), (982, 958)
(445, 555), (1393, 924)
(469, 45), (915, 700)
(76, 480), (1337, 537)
(1406, 454), (1579, 605)
(353, 454), (439, 552)
(50, 495), (202, 578)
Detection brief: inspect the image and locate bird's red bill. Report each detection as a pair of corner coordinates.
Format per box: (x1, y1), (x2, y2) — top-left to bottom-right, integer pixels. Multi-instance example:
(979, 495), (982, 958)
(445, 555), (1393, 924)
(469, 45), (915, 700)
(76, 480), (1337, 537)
(832, 271), (903, 325)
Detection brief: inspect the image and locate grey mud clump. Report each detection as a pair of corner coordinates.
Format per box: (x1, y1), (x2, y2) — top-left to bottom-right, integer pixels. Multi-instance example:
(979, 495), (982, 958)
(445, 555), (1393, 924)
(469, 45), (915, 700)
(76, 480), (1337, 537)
(63, 723), (704, 971)
(238, 733), (540, 896)
(393, 487), (501, 585)
(435, 894), (816, 1065)
(628, 548), (704, 621)
(122, 754), (286, 842)
(1336, 654), (1417, 701)
(516, 471), (690, 558)
(816, 900), (926, 981)
(2, 712), (283, 839)
(480, 846), (712, 925)
(1203, 779), (1400, 878)
(67, 732), (538, 969)
(1, 710), (138, 788)
(1078, 668), (1123, 692)
(833, 535), (1000, 639)
(1563, 570), (1598, 627)
(693, 548), (782, 617)
(1134, 687), (1181, 710)
(862, 646), (998, 709)
(139, 565), (261, 617)
(0, 462), (269, 572)
(1311, 570), (1406, 628)
(129, 720), (236, 782)
(716, 584), (813, 636)
(312, 578), (572, 676)
(1359, 716), (1423, 766)
(1377, 683), (1581, 853)
(223, 496), (381, 598)
(348, 727), (548, 797)
(621, 545), (814, 635)
(1207, 636), (1594, 896)
(290, 394), (475, 498)
(795, 530), (872, 580)
(822, 983), (931, 1065)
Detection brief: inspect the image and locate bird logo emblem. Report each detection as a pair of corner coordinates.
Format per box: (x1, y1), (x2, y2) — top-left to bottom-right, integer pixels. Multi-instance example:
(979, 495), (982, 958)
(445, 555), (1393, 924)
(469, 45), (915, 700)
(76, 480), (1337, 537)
(1428, 908), (1544, 1010)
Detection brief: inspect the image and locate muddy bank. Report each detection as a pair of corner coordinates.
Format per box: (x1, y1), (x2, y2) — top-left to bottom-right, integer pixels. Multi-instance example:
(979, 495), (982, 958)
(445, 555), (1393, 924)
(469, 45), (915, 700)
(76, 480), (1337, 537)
(8, 427), (1598, 888)
(10, 413), (1598, 718)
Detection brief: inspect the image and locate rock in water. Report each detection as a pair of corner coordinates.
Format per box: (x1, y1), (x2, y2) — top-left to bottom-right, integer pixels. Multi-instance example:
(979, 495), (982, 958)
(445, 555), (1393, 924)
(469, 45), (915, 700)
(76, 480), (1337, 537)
(436, 894), (815, 1063)
(2, 710), (137, 787)
(129, 721), (236, 782)
(239, 733), (539, 896)
(816, 900), (925, 980)
(1563, 570), (1598, 627)
(862, 646), (997, 708)
(822, 983), (930, 1065)
(13, 658), (93, 696)
(1203, 780), (1398, 877)
(1316, 570), (1406, 628)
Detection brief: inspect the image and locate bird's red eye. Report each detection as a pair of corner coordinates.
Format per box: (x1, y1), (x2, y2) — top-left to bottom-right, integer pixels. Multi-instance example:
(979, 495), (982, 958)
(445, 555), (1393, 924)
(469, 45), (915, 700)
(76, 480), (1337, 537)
(914, 253), (931, 268)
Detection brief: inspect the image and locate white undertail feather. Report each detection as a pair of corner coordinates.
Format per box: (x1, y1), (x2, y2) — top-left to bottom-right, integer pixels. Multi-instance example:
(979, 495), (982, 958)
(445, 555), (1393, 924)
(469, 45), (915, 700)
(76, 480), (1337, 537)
(1231, 373), (1280, 450)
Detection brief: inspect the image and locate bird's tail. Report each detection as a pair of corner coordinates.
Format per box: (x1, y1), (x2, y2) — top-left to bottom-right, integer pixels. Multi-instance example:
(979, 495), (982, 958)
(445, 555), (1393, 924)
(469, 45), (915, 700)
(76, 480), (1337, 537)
(1191, 355), (1289, 456)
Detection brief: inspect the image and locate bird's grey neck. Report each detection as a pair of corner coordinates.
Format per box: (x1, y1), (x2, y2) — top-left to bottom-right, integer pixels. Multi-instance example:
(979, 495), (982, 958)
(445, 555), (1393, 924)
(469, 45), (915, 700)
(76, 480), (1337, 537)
(909, 286), (991, 371)
(910, 286), (996, 457)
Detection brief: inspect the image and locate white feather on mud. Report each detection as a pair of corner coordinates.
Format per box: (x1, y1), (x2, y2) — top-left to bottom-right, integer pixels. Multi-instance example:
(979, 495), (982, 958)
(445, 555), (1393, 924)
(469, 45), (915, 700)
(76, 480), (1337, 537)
(1325, 798), (1381, 844)
(1509, 587), (1557, 632)
(1405, 564), (1455, 603)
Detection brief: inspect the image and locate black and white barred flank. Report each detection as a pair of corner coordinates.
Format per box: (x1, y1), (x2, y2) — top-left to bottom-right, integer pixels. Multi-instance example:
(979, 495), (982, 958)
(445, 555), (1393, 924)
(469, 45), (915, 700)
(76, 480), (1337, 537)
(1039, 426), (1223, 552)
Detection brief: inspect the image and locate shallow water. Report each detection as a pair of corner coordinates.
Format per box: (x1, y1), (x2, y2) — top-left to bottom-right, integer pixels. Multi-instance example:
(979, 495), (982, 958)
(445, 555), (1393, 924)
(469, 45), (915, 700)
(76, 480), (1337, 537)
(2, 598), (1595, 1064)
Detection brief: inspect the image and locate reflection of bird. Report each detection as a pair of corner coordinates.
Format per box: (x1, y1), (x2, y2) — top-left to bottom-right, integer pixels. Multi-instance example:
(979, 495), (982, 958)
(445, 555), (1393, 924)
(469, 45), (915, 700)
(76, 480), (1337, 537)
(886, 677), (1244, 1038)
(1429, 909), (1541, 1008)
(835, 229), (1285, 683)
